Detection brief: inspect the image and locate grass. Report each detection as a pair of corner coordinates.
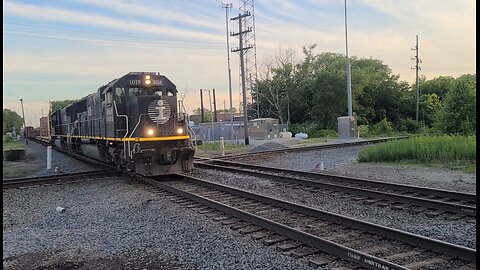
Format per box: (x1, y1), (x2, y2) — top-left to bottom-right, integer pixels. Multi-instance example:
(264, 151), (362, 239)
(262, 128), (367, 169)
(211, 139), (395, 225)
(3, 139), (25, 149)
(195, 141), (252, 157)
(358, 135), (476, 172)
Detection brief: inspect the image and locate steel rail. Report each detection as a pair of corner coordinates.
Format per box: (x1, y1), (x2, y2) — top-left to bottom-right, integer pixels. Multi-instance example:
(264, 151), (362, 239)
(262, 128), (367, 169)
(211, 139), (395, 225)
(201, 158), (476, 203)
(3, 169), (122, 189)
(136, 174), (476, 269)
(195, 161), (476, 217)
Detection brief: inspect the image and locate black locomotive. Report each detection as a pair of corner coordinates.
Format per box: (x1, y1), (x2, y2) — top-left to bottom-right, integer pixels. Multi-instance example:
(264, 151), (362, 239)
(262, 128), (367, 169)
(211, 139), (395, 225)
(50, 72), (195, 175)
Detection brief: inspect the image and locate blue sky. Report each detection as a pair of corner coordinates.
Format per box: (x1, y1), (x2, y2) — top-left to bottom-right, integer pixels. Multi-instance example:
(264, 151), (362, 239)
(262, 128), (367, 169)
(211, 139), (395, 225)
(3, 0), (476, 127)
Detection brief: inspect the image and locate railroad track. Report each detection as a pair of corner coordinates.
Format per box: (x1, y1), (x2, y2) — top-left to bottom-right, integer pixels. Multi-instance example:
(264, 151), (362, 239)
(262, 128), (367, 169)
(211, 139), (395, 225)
(29, 137), (114, 169)
(2, 138), (121, 189)
(135, 174), (476, 270)
(3, 169), (123, 189)
(195, 159), (476, 219)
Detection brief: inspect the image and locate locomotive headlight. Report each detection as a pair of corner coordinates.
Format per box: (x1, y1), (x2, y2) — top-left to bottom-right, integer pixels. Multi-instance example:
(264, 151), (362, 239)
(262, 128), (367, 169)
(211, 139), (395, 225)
(177, 128), (184, 134)
(145, 75), (150, 80)
(147, 129), (154, 136)
(145, 79), (151, 85)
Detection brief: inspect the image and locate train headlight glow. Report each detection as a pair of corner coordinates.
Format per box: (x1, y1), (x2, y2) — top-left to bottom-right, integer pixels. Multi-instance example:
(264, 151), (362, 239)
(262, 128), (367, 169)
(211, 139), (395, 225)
(145, 79), (151, 85)
(145, 75), (151, 80)
(147, 129), (154, 136)
(177, 128), (184, 134)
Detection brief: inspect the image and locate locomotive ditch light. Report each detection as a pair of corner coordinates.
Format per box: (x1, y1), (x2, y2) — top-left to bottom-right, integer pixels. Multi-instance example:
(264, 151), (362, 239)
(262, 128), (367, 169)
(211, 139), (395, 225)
(177, 128), (184, 135)
(147, 129), (154, 136)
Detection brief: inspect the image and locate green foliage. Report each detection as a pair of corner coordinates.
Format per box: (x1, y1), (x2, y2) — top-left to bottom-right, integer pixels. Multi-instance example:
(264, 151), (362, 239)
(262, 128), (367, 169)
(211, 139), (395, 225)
(3, 109), (23, 135)
(196, 141), (250, 152)
(396, 118), (420, 134)
(420, 93), (442, 127)
(192, 108), (213, 123)
(435, 74), (476, 135)
(252, 44), (475, 135)
(51, 100), (77, 111)
(3, 135), (24, 149)
(418, 76), (454, 100)
(369, 118), (394, 136)
(358, 135), (476, 171)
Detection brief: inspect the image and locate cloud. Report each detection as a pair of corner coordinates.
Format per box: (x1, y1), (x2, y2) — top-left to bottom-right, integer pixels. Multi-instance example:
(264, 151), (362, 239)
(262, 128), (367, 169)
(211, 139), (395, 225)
(4, 1), (225, 43)
(74, 0), (224, 31)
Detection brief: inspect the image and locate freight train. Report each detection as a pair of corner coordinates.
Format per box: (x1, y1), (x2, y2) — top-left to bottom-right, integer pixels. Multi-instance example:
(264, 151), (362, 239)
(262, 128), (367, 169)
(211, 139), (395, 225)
(50, 72), (195, 176)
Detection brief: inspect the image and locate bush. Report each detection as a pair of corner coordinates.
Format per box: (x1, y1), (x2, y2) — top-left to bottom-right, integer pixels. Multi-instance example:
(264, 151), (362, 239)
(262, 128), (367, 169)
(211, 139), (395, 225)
(369, 118), (394, 136)
(396, 118), (420, 134)
(3, 135), (13, 144)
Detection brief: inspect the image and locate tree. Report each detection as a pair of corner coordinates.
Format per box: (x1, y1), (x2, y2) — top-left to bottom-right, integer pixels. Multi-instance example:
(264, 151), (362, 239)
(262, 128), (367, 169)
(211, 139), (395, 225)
(192, 108), (212, 123)
(435, 74), (476, 134)
(3, 109), (23, 135)
(418, 76), (454, 100)
(51, 100), (77, 112)
(420, 93), (442, 127)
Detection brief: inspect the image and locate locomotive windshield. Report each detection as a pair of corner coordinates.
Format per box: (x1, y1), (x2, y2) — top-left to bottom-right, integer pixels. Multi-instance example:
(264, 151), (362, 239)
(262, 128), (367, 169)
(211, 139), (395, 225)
(128, 87), (175, 97)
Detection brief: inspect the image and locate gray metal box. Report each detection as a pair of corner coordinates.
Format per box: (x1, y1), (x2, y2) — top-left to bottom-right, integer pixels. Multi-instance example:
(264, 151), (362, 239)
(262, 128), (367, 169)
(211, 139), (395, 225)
(248, 118), (280, 140)
(337, 116), (358, 139)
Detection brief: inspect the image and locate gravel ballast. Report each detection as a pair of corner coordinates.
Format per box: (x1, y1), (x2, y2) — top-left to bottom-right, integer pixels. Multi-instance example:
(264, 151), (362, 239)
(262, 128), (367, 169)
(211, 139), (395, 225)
(230, 145), (476, 194)
(3, 177), (317, 270)
(189, 168), (476, 249)
(6, 140), (97, 178)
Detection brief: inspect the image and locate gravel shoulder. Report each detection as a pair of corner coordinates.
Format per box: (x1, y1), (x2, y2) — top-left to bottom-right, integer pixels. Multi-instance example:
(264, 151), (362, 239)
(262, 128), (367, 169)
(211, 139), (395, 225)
(230, 145), (476, 194)
(3, 141), (97, 179)
(3, 177), (317, 270)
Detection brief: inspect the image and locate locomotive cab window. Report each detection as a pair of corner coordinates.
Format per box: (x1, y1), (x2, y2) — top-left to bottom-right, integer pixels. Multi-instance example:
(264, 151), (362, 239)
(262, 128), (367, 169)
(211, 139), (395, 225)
(129, 87), (144, 96)
(115, 87), (126, 103)
(105, 90), (113, 107)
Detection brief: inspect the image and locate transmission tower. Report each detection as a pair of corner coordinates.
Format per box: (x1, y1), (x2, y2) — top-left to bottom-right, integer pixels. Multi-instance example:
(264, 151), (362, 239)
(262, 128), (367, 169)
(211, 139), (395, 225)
(238, 0), (259, 118)
(411, 35), (422, 123)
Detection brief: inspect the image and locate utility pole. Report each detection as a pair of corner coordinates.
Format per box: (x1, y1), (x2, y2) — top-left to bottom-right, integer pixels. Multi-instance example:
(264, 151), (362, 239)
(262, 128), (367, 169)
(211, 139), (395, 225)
(213, 88), (218, 122)
(222, 2), (234, 140)
(239, 0), (260, 119)
(19, 98), (28, 145)
(231, 12), (253, 145)
(203, 89), (215, 141)
(411, 35), (421, 123)
(200, 89), (204, 123)
(344, 0), (352, 117)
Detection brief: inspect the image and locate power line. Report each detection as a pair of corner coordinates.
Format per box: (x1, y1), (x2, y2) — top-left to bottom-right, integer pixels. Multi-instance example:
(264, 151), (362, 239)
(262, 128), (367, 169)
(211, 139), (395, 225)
(3, 22), (223, 46)
(3, 30), (223, 49)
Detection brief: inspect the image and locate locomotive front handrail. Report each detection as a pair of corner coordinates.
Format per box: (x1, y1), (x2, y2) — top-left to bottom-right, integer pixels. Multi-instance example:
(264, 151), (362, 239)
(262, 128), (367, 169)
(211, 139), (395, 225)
(113, 101), (129, 163)
(128, 113), (146, 158)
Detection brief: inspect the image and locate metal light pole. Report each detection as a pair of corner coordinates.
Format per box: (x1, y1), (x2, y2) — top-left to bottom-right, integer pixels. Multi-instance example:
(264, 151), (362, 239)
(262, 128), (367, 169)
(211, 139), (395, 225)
(19, 98), (28, 145)
(222, 2), (234, 140)
(345, 0), (352, 117)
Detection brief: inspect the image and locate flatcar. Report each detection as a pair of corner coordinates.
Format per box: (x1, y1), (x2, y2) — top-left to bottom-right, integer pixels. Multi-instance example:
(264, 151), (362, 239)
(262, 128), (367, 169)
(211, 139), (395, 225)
(50, 72), (195, 176)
